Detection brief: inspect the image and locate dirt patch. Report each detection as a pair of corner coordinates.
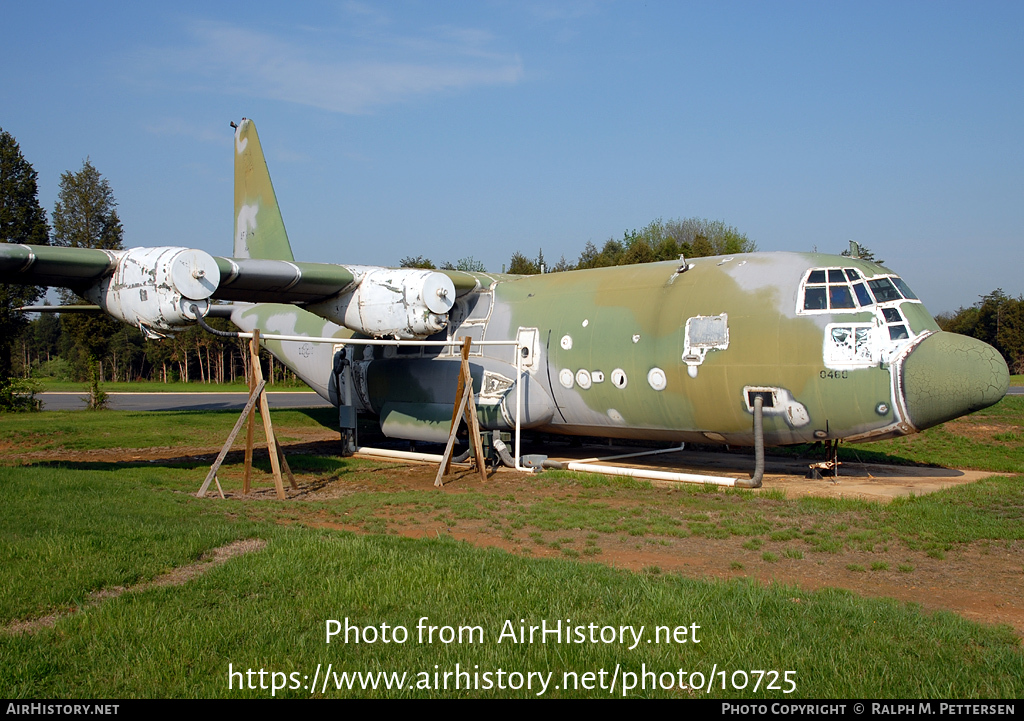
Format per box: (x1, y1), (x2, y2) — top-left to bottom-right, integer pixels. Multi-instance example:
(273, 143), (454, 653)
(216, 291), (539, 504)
(3, 539), (266, 635)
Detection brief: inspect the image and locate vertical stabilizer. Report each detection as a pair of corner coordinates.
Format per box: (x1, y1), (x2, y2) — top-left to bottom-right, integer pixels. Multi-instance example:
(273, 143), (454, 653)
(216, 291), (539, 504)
(233, 119), (295, 261)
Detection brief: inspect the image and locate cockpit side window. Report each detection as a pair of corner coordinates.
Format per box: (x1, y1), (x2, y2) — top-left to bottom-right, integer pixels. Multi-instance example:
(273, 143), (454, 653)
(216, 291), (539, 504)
(891, 277), (918, 300)
(803, 286), (827, 311)
(867, 278), (902, 303)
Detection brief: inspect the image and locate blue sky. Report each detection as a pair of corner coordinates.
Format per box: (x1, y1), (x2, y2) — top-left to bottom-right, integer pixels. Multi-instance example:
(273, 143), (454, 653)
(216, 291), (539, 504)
(2, 1), (1021, 312)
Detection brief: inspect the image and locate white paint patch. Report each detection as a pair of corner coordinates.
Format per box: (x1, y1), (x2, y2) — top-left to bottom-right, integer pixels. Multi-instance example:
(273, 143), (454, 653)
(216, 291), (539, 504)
(632, 334), (641, 343)
(235, 132), (248, 154)
(647, 367), (667, 391)
(235, 203), (259, 254)
(559, 368), (575, 389)
(560, 334), (573, 350)
(575, 369), (592, 389)
(611, 369), (627, 388)
(687, 365), (698, 378)
(581, 319), (589, 327)
(591, 371), (604, 383)
(607, 409), (624, 423)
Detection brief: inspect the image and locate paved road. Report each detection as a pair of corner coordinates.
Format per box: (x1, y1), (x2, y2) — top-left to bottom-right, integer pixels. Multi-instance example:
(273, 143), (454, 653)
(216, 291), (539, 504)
(39, 392), (333, 411)
(36, 386), (1024, 410)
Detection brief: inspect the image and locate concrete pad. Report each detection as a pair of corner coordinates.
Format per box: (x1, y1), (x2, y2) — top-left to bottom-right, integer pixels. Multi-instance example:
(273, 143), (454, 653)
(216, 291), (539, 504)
(543, 445), (999, 502)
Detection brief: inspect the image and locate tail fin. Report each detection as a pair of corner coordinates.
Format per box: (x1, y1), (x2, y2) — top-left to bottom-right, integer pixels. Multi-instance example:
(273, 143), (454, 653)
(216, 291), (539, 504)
(233, 118), (295, 261)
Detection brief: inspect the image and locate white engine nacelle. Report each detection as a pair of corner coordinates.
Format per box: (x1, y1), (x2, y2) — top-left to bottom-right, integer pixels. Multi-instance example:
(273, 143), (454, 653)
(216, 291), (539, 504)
(85, 247), (221, 337)
(308, 268), (456, 339)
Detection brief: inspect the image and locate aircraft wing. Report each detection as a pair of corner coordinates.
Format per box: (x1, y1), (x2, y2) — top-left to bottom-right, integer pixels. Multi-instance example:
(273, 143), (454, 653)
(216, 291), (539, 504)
(0, 242), (480, 339)
(1, 118), (482, 338)
(0, 244), (355, 303)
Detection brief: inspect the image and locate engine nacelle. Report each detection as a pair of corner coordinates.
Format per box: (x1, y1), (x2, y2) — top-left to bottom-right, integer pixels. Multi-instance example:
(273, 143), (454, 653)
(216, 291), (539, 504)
(85, 247), (221, 337)
(307, 268), (456, 339)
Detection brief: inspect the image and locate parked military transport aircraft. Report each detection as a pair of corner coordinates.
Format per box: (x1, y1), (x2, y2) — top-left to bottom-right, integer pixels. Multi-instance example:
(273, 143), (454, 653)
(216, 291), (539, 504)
(0, 119), (1010, 469)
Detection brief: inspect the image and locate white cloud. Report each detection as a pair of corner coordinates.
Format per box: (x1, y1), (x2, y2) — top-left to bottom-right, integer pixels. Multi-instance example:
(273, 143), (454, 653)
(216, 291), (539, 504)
(138, 20), (523, 114)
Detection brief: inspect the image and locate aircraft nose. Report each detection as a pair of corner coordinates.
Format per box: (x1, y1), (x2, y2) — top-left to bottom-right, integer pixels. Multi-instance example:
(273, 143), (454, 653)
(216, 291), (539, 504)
(899, 331), (1009, 431)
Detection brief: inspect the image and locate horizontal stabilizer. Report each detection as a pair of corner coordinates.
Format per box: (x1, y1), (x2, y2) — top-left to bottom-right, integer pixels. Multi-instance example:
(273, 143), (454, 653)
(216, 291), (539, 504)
(19, 304), (102, 313)
(0, 244), (114, 288)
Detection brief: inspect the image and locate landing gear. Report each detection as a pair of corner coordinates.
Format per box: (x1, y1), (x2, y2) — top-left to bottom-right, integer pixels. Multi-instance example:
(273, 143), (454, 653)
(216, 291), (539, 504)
(806, 439), (841, 481)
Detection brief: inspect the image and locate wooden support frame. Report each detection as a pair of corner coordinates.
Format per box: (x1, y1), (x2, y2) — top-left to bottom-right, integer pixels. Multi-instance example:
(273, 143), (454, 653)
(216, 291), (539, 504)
(434, 337), (488, 487)
(199, 329), (297, 500)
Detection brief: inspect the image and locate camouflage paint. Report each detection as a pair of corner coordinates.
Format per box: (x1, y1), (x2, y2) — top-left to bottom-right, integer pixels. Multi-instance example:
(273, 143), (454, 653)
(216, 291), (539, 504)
(233, 119), (294, 262)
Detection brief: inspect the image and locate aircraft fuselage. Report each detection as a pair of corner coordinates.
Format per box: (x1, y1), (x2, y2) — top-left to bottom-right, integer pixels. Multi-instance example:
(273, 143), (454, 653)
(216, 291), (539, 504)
(232, 250), (1009, 448)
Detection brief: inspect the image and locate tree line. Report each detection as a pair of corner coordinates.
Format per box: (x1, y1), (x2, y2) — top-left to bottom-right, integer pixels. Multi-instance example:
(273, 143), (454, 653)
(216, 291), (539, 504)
(402, 217), (757, 275)
(936, 290), (1024, 375)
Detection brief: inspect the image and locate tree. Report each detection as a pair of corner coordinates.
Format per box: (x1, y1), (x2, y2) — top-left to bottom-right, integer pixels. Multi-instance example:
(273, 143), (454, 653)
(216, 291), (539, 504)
(440, 256), (487, 272)
(399, 255), (436, 269)
(936, 289), (1024, 375)
(52, 158), (123, 251)
(0, 129), (50, 409)
(52, 159), (124, 408)
(508, 249), (542, 275)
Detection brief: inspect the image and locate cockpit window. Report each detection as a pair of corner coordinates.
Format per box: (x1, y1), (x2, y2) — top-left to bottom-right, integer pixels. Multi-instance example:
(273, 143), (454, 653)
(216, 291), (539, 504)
(829, 285), (856, 309)
(891, 277), (918, 300)
(799, 268), (921, 315)
(888, 325), (910, 340)
(867, 278), (902, 303)
(803, 286), (827, 311)
(852, 283), (872, 306)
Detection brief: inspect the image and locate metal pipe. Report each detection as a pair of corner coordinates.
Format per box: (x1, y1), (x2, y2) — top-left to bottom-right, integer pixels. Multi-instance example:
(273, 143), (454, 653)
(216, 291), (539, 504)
(571, 444), (686, 465)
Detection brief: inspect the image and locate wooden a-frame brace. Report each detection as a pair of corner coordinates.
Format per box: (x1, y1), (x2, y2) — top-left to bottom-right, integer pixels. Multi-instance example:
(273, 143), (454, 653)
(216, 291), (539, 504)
(434, 336), (488, 487)
(198, 329), (297, 500)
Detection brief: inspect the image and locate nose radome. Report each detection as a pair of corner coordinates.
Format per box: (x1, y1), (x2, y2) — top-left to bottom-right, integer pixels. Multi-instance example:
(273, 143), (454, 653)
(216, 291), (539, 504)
(899, 331), (1010, 431)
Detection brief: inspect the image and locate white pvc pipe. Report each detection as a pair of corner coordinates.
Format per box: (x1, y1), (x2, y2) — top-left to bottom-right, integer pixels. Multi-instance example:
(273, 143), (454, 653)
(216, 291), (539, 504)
(355, 447), (461, 464)
(563, 462), (740, 487)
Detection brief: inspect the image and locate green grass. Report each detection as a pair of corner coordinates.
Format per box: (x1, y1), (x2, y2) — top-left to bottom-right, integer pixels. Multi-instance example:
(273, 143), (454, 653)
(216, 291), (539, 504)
(0, 407), (337, 453)
(0, 464), (258, 622)
(2, 404), (1024, 697)
(1, 464), (1020, 698)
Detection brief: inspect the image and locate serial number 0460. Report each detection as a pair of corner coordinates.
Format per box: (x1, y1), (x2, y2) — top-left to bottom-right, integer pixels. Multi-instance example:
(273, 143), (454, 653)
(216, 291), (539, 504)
(819, 370), (849, 380)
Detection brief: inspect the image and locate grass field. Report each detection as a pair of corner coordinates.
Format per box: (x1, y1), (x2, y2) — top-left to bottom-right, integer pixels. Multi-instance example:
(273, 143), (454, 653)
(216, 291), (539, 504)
(1, 400), (1022, 698)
